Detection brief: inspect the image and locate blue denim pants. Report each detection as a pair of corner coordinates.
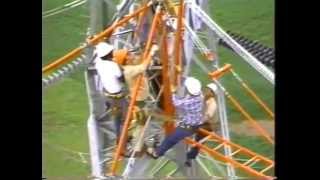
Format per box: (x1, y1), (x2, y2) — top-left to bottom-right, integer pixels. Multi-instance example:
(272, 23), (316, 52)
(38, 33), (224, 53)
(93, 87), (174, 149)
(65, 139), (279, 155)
(156, 126), (201, 158)
(105, 96), (128, 139)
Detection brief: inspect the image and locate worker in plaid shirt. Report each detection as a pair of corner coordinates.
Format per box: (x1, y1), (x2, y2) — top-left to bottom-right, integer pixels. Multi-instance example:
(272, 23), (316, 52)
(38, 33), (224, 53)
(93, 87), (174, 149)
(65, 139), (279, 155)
(147, 77), (205, 164)
(173, 93), (204, 127)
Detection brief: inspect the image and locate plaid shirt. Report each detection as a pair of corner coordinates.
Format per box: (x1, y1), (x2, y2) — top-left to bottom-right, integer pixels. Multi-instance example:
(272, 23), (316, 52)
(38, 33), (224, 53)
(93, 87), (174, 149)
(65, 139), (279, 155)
(172, 93), (204, 126)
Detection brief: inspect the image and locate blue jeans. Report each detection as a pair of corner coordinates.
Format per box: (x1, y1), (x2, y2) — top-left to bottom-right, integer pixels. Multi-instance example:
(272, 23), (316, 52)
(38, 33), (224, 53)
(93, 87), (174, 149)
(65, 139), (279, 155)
(105, 96), (128, 139)
(156, 126), (200, 157)
(186, 133), (203, 159)
(187, 122), (214, 159)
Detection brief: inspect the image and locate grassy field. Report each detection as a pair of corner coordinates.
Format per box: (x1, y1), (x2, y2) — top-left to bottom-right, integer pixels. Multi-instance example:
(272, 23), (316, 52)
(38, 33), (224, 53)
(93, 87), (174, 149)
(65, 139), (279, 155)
(43, 0), (274, 178)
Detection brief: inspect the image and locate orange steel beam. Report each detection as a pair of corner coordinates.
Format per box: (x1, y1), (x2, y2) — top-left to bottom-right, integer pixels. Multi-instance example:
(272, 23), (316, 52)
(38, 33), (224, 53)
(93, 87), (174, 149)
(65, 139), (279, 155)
(197, 128), (274, 165)
(42, 2), (152, 75)
(230, 69), (274, 119)
(160, 17), (175, 135)
(108, 7), (161, 175)
(109, 76), (142, 175)
(183, 136), (274, 179)
(208, 64), (232, 79)
(173, 0), (184, 86)
(224, 90), (274, 144)
(208, 66), (274, 144)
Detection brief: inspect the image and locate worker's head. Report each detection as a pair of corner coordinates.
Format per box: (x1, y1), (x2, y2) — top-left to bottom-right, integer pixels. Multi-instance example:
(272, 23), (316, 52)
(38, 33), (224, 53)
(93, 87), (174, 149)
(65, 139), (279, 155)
(95, 42), (114, 60)
(205, 83), (218, 99)
(184, 77), (202, 96)
(113, 49), (129, 65)
(112, 48), (142, 65)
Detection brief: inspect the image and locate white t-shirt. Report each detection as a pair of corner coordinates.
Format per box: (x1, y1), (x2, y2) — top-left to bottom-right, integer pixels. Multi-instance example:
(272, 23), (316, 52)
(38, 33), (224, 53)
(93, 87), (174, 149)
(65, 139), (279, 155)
(95, 58), (123, 93)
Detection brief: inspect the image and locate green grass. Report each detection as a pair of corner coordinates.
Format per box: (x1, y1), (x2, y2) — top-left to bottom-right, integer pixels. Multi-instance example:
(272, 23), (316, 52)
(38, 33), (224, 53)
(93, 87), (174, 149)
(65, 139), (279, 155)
(43, 78), (90, 176)
(43, 0), (90, 176)
(43, 0), (274, 177)
(210, 0), (274, 47)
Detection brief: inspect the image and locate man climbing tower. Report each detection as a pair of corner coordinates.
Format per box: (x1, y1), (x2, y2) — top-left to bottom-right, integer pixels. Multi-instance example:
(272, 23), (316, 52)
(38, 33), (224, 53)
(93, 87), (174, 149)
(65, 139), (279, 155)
(114, 44), (159, 156)
(94, 42), (127, 141)
(184, 82), (221, 166)
(146, 77), (205, 161)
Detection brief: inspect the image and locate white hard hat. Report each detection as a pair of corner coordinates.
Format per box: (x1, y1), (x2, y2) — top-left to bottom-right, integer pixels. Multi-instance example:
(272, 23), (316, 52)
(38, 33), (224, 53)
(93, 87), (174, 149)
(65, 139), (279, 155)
(184, 77), (202, 96)
(207, 83), (218, 94)
(95, 42), (114, 58)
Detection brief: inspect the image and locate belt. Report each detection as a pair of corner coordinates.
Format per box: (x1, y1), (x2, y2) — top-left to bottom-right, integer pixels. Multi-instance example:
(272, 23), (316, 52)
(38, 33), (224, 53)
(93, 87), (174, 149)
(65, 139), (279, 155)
(177, 122), (200, 131)
(103, 89), (125, 99)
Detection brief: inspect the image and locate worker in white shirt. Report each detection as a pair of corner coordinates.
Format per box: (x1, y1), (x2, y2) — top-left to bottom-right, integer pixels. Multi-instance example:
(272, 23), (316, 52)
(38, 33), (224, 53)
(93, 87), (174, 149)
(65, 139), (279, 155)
(94, 42), (128, 142)
(114, 44), (159, 106)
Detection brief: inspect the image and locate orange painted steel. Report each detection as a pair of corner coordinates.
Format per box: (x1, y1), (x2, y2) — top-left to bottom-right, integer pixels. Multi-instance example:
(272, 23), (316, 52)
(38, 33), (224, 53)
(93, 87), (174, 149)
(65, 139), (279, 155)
(173, 0), (184, 86)
(208, 64), (232, 79)
(224, 91), (274, 144)
(108, 7), (161, 175)
(196, 128), (274, 165)
(108, 76), (142, 175)
(160, 19), (175, 135)
(208, 66), (274, 144)
(230, 69), (274, 119)
(183, 128), (274, 179)
(42, 3), (151, 75)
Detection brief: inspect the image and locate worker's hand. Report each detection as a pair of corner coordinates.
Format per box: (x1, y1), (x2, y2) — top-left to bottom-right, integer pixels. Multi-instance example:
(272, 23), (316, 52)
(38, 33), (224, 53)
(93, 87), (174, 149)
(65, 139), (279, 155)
(175, 65), (182, 73)
(141, 60), (149, 69)
(162, 13), (169, 21)
(150, 44), (159, 56)
(171, 85), (177, 93)
(205, 51), (215, 61)
(85, 35), (95, 44)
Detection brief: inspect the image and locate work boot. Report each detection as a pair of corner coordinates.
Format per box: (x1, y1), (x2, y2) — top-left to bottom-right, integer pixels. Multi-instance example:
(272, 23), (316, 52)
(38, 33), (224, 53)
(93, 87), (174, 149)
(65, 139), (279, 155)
(122, 149), (133, 158)
(146, 147), (159, 159)
(149, 135), (160, 148)
(122, 149), (144, 158)
(184, 159), (192, 167)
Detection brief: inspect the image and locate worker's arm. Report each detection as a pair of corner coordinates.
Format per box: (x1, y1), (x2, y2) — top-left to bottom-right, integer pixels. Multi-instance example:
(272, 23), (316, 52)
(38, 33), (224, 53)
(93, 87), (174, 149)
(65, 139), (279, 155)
(128, 44), (159, 76)
(171, 93), (185, 107)
(204, 98), (217, 122)
(118, 66), (126, 83)
(124, 63), (147, 78)
(115, 62), (126, 83)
